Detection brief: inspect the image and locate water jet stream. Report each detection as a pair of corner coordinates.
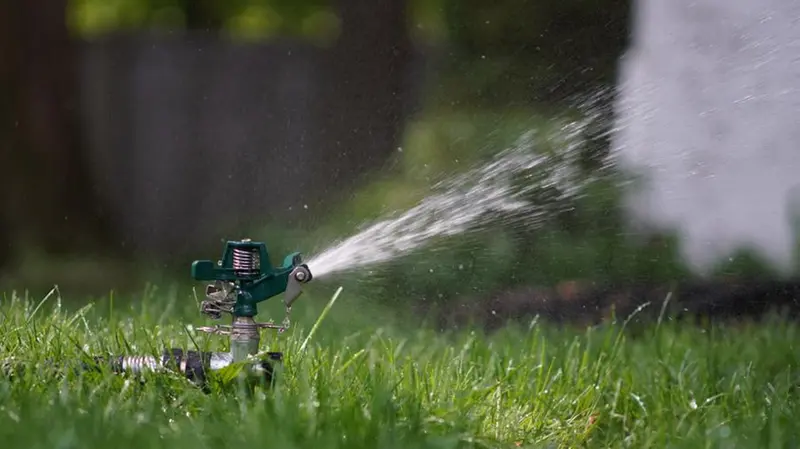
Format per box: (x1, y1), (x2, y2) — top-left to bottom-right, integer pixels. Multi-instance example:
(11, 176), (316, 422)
(306, 122), (599, 279)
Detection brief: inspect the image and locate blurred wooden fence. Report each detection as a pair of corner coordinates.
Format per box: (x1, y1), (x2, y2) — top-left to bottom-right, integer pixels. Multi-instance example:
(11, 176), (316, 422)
(78, 32), (433, 257)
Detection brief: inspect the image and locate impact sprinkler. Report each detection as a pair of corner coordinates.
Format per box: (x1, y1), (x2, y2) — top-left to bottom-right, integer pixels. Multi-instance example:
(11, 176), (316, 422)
(189, 238), (313, 367)
(2, 238), (313, 390)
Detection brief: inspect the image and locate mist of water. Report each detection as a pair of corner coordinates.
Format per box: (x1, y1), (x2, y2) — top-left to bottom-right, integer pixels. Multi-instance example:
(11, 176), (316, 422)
(612, 0), (800, 274)
(306, 124), (593, 279)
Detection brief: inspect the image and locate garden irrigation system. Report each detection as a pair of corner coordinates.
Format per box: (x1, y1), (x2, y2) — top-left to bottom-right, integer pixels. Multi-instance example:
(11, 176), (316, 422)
(2, 238), (314, 390)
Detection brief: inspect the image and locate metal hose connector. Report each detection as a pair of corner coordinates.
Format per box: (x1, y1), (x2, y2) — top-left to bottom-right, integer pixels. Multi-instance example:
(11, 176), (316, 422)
(113, 348), (284, 388)
(1, 349), (284, 391)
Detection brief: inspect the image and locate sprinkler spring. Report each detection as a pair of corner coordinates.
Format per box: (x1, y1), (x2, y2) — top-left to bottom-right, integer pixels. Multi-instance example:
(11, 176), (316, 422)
(232, 241), (260, 275)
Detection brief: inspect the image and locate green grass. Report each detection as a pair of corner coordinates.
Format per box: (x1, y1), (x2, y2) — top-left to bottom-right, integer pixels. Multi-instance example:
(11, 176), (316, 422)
(0, 285), (799, 449)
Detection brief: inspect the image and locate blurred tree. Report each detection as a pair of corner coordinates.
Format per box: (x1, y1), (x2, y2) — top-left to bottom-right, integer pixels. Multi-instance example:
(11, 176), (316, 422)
(0, 0), (115, 266)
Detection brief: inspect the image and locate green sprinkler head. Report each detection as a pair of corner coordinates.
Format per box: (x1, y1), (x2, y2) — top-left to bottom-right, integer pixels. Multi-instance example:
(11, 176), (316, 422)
(191, 238), (313, 319)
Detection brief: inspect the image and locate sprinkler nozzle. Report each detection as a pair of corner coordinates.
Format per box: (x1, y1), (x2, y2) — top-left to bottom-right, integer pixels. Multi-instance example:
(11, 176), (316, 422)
(284, 264), (312, 308)
(293, 265), (312, 283)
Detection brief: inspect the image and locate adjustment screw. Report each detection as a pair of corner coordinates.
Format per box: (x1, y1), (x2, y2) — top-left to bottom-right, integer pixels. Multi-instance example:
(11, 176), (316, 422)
(295, 271), (307, 282)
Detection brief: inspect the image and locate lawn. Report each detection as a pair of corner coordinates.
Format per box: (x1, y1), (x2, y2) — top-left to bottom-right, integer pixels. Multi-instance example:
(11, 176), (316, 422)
(0, 285), (798, 449)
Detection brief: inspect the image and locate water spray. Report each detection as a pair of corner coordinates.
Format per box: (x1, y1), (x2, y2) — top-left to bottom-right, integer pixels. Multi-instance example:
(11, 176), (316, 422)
(2, 238), (313, 389)
(306, 131), (592, 279)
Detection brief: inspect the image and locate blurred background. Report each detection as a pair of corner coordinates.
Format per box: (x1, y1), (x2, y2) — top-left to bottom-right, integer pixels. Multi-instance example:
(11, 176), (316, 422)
(2, 0), (799, 328)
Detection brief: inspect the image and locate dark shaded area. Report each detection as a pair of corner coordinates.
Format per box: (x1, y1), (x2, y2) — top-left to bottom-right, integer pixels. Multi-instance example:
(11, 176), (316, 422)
(440, 0), (631, 106)
(0, 0), (115, 260)
(180, 0), (225, 30)
(294, 0), (417, 222)
(426, 280), (800, 332)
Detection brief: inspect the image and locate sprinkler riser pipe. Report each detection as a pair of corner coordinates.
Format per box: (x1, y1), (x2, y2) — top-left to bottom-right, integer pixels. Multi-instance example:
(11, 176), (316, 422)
(229, 316), (261, 362)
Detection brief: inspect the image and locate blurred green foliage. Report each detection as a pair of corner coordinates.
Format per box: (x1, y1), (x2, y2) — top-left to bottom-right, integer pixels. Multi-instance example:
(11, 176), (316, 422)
(67, 0), (448, 44)
(68, 0), (340, 42)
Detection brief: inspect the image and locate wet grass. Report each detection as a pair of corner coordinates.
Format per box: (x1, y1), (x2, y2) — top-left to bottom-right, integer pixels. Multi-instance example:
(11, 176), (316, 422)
(0, 285), (798, 448)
